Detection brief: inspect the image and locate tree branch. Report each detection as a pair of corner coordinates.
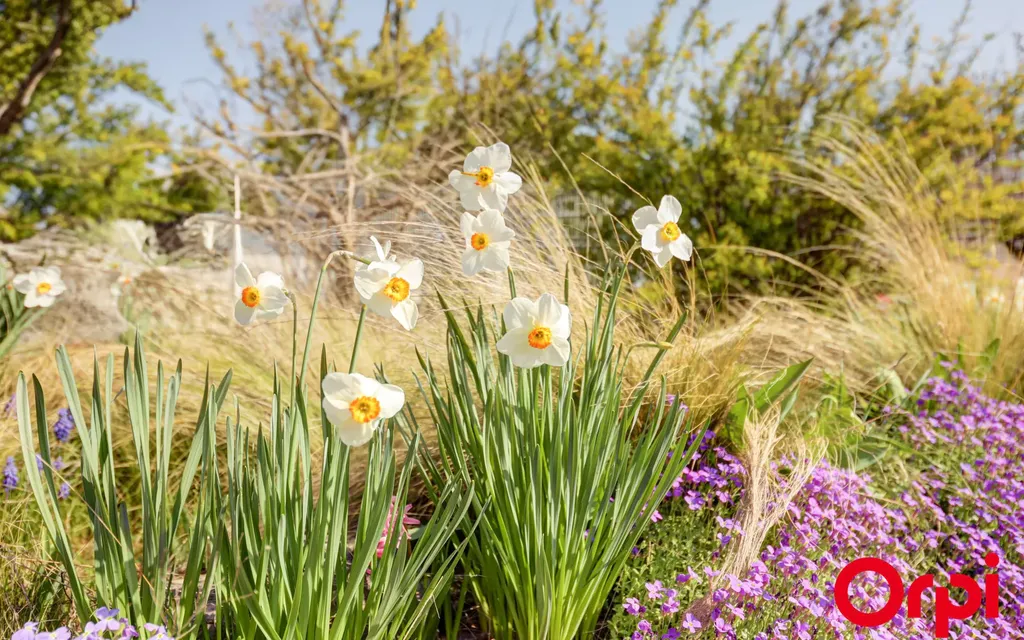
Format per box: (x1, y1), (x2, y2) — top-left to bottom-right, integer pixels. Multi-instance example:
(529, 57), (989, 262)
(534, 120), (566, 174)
(0, 0), (74, 137)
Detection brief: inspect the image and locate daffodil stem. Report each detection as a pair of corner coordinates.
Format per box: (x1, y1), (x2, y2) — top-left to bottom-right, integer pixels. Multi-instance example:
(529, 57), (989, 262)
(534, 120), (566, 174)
(507, 267), (517, 299)
(286, 291), (298, 407)
(349, 305), (366, 374)
(299, 249), (351, 391)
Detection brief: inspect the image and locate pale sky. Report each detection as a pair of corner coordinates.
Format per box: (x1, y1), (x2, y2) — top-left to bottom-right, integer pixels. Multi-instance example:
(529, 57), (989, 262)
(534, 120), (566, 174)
(94, 0), (1023, 128)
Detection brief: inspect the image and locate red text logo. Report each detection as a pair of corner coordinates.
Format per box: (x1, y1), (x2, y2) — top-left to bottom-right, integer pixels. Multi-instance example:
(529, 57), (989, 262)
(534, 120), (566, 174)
(835, 553), (1000, 638)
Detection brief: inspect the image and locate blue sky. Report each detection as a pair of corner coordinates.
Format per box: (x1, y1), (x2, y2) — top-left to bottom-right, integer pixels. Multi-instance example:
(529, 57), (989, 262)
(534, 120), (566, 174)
(95, 0), (1022, 128)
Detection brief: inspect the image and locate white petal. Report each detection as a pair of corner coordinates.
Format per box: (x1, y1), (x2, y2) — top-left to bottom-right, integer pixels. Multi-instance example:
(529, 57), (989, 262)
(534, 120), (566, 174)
(542, 336), (571, 367)
(376, 383), (405, 418)
(460, 212), (478, 239)
(478, 208), (505, 231)
(337, 420), (377, 447)
(503, 297), (537, 330)
(370, 236), (390, 262)
(348, 373), (379, 398)
(658, 195), (682, 223)
(464, 146), (489, 172)
(256, 271), (284, 290)
(258, 285), (289, 312)
(632, 205), (660, 232)
(23, 291), (41, 308)
(322, 395), (352, 426)
(391, 299), (418, 331)
(396, 260), (424, 290)
(481, 246), (510, 272)
(641, 225), (662, 252)
(493, 171), (522, 195)
(484, 142), (512, 173)
(234, 300), (257, 325)
(494, 226), (515, 242)
(537, 293), (564, 326)
(462, 248), (485, 276)
(322, 372), (361, 403)
(366, 291), (394, 318)
(12, 274), (31, 294)
(480, 187), (508, 213)
(234, 263), (255, 288)
(47, 280), (66, 296)
(653, 246), (674, 268)
(669, 235), (693, 261)
(460, 186), (486, 211)
(354, 266), (391, 301)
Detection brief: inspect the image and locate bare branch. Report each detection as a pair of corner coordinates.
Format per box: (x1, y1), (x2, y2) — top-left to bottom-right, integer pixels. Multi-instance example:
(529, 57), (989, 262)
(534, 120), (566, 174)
(0, 0), (73, 137)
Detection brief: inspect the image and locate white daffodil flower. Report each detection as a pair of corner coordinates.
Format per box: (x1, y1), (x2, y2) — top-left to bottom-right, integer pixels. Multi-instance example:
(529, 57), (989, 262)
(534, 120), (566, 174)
(496, 293), (571, 369)
(983, 287), (1007, 309)
(321, 372), (405, 446)
(448, 142), (523, 213)
(110, 272), (135, 299)
(233, 263), (288, 325)
(461, 209), (515, 276)
(354, 257), (423, 331)
(632, 195), (694, 268)
(13, 266), (66, 308)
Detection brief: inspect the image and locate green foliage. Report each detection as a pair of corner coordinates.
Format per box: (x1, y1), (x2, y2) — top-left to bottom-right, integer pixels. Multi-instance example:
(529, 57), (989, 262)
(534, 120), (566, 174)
(218, 355), (474, 640)
(400, 264), (709, 639)
(0, 0), (218, 241)
(15, 335), (223, 634)
(206, 0), (1024, 294)
(724, 359), (810, 448)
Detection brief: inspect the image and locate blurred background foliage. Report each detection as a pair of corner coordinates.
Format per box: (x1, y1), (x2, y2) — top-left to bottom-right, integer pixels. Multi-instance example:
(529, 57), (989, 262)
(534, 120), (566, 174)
(3, 0), (1023, 296)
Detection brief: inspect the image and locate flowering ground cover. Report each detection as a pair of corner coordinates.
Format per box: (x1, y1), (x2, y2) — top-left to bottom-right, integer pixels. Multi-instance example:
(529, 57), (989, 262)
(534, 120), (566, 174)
(610, 369), (1024, 639)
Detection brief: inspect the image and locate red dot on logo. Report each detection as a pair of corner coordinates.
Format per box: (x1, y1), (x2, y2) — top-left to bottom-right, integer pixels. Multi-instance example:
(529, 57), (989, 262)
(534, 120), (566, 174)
(985, 553), (1000, 568)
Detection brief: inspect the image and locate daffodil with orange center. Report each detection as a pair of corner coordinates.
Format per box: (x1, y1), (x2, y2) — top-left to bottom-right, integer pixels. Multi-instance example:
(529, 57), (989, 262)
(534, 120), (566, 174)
(321, 372), (405, 446)
(448, 142), (523, 213)
(631, 195), (694, 268)
(233, 263), (288, 325)
(13, 266), (65, 308)
(353, 243), (423, 331)
(496, 293), (572, 369)
(460, 209), (515, 276)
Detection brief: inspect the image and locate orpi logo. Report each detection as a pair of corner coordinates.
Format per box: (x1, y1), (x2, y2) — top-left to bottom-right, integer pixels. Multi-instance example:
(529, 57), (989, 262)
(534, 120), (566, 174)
(835, 554), (1000, 638)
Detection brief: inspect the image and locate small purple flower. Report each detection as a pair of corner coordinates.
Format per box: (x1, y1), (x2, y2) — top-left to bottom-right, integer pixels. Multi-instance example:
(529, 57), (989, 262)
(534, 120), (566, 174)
(644, 580), (664, 600)
(3, 456), (18, 493)
(637, 619), (652, 635)
(58, 481), (71, 500)
(623, 597), (643, 616)
(662, 628), (680, 640)
(53, 408), (74, 443)
(680, 613), (701, 632)
(2, 393), (15, 417)
(11, 622), (37, 640)
(94, 606), (120, 620)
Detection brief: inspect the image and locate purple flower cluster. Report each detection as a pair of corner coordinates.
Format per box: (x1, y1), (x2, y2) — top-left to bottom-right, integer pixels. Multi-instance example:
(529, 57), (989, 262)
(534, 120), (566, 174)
(53, 408), (74, 443)
(619, 372), (1024, 638)
(10, 608), (174, 640)
(3, 456), (17, 494)
(5, 406), (76, 501)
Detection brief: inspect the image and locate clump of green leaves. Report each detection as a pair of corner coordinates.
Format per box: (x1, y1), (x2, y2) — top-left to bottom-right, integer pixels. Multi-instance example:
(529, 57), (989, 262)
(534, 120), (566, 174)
(15, 335), (223, 634)
(402, 264), (709, 639)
